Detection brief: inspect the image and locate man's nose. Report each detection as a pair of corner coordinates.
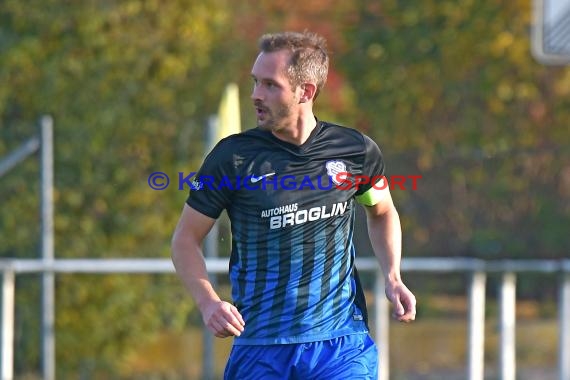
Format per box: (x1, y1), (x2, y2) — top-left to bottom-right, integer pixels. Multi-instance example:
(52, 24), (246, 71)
(251, 83), (263, 101)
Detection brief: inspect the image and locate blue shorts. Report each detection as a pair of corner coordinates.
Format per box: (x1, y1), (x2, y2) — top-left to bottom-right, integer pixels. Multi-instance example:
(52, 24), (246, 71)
(223, 333), (378, 380)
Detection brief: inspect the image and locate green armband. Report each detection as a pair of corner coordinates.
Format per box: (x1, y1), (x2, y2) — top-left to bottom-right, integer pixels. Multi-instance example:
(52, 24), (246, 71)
(355, 186), (385, 206)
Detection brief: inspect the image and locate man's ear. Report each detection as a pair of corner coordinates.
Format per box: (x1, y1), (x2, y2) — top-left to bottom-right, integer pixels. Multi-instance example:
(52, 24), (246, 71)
(299, 83), (317, 103)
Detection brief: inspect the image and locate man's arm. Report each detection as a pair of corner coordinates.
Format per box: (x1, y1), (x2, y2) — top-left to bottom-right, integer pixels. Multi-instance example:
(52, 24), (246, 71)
(363, 188), (416, 322)
(171, 204), (245, 337)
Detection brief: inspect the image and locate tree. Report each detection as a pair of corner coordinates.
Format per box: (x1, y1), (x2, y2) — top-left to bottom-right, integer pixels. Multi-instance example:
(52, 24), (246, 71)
(1, 0), (238, 375)
(341, 0), (570, 259)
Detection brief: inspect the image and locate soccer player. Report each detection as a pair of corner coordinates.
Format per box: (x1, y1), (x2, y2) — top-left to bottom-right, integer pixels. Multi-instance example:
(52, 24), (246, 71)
(171, 30), (416, 379)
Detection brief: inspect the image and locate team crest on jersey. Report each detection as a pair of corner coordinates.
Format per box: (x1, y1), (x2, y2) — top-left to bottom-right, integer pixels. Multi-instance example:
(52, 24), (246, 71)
(326, 160), (347, 185)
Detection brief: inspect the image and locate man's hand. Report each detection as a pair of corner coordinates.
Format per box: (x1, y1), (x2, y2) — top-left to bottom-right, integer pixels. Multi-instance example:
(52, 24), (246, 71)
(200, 300), (246, 338)
(385, 280), (416, 322)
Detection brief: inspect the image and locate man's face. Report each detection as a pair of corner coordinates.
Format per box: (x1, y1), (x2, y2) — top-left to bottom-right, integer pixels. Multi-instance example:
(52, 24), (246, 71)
(250, 50), (301, 131)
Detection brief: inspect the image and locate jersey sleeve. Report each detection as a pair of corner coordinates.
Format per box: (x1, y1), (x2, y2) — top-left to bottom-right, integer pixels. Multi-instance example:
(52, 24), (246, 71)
(185, 139), (235, 219)
(355, 135), (386, 206)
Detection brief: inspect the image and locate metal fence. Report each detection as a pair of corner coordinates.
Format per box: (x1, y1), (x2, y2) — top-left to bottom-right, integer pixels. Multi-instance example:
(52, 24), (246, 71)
(1, 257), (569, 380)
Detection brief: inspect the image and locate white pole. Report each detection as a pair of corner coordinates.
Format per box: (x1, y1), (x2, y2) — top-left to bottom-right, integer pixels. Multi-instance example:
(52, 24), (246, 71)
(559, 273), (570, 380)
(499, 272), (516, 380)
(1, 271), (15, 380)
(467, 271), (486, 380)
(375, 270), (389, 380)
(41, 115), (55, 380)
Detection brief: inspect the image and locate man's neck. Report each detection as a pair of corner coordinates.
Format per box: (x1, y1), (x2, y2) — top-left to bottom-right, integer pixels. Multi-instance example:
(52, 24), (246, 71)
(271, 113), (317, 146)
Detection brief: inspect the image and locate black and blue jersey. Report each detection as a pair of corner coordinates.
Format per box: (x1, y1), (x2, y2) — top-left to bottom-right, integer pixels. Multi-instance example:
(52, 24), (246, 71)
(186, 120), (385, 345)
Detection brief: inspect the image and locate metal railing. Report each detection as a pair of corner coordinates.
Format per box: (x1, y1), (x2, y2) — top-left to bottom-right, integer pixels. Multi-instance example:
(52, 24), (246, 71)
(1, 257), (569, 380)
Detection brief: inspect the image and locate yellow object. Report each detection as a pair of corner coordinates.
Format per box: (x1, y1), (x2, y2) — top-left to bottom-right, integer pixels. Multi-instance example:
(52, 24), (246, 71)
(216, 82), (241, 141)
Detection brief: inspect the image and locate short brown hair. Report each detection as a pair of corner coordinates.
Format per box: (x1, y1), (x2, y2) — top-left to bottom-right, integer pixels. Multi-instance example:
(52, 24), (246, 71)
(258, 31), (329, 99)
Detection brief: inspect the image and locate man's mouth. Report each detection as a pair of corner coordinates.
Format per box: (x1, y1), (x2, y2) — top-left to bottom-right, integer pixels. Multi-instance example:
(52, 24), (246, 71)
(255, 106), (268, 118)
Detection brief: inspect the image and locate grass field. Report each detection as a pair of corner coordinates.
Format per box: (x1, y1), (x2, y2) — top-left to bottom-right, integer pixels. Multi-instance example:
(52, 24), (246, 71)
(15, 293), (557, 379)
(122, 316), (559, 379)
(118, 275), (563, 379)
(386, 318), (558, 380)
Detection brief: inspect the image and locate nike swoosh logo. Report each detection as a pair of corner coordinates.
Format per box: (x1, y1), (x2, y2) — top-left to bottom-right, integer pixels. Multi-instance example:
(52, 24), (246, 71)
(251, 172), (276, 183)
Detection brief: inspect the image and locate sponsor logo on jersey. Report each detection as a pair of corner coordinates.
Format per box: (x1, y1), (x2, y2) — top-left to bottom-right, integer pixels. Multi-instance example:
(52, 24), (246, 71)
(251, 172), (276, 183)
(261, 201), (349, 230)
(260, 203), (299, 218)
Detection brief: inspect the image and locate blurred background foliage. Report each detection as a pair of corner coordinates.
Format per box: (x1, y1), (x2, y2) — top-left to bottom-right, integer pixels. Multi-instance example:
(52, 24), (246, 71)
(1, 0), (569, 377)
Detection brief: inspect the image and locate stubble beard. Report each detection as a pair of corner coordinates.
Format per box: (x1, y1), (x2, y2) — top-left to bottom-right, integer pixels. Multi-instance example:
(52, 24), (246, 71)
(257, 100), (297, 132)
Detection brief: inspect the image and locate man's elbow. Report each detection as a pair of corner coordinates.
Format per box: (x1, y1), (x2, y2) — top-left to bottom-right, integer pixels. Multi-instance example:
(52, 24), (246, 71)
(365, 199), (397, 219)
(171, 230), (184, 264)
